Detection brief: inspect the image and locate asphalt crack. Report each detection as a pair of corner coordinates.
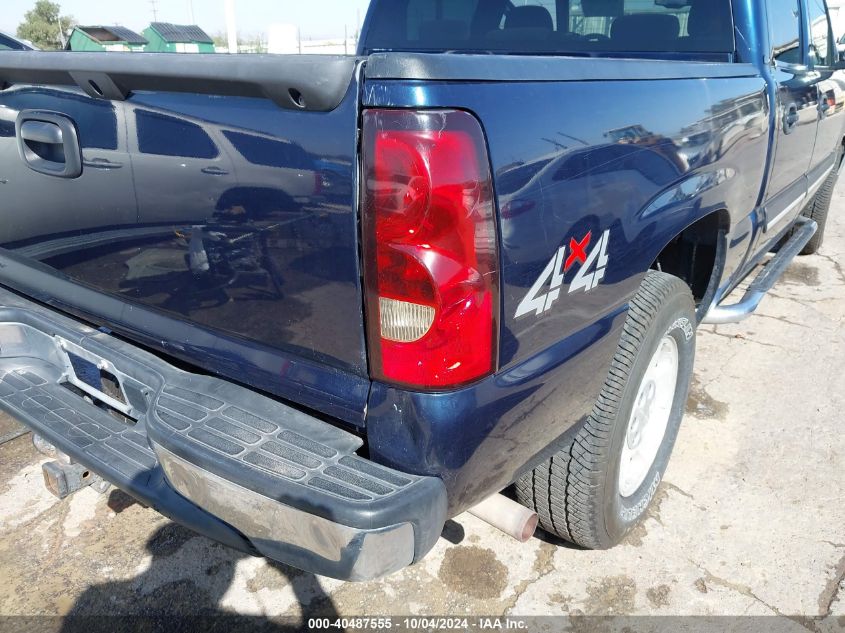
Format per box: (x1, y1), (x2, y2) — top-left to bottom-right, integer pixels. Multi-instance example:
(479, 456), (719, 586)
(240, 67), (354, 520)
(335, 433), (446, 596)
(751, 314), (812, 329)
(694, 565), (779, 614)
(818, 552), (845, 618)
(503, 542), (557, 614)
(766, 291), (810, 306)
(700, 329), (782, 350)
(662, 482), (694, 501)
(690, 561), (835, 633)
(707, 571), (815, 631)
(819, 254), (845, 285)
(822, 541), (845, 549)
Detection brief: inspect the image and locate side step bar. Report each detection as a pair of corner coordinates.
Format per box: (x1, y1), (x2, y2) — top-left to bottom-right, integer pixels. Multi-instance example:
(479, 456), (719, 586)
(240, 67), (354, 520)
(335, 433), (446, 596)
(702, 217), (818, 325)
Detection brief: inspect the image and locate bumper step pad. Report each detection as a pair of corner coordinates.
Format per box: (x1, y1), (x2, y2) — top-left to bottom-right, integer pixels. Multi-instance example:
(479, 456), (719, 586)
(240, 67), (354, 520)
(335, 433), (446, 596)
(0, 369), (157, 480)
(151, 381), (414, 507)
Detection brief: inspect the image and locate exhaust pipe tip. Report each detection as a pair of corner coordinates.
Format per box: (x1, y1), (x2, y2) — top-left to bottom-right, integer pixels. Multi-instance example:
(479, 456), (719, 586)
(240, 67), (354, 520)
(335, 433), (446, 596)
(468, 493), (539, 543)
(518, 511), (540, 543)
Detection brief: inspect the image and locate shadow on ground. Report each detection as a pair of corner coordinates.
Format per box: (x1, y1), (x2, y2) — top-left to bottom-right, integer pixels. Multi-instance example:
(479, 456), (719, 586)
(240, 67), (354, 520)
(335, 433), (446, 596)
(60, 520), (339, 632)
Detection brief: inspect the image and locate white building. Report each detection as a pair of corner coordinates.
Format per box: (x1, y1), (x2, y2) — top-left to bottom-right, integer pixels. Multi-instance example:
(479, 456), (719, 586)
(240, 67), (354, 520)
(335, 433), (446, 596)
(830, 0), (845, 38)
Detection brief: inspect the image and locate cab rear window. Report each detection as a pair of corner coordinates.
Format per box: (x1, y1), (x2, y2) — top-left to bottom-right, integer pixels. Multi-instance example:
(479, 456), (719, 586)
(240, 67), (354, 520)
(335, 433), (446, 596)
(364, 0), (735, 57)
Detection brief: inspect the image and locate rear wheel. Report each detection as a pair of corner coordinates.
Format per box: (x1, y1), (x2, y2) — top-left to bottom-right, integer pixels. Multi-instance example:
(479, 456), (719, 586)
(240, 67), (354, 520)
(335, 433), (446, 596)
(516, 271), (696, 548)
(794, 145), (842, 255)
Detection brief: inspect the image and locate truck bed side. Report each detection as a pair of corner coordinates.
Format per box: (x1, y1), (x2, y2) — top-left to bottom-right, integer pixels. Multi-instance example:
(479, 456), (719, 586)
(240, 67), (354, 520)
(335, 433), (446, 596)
(362, 55), (770, 511)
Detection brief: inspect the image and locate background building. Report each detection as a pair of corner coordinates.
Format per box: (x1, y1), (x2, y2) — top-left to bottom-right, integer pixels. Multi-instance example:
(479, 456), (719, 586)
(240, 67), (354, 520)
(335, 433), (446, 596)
(66, 26), (147, 52)
(142, 23), (215, 53)
(830, 0), (845, 38)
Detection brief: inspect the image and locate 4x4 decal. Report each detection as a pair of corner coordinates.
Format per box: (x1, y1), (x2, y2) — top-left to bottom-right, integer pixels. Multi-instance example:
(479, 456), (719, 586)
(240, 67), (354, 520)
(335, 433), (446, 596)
(515, 229), (611, 319)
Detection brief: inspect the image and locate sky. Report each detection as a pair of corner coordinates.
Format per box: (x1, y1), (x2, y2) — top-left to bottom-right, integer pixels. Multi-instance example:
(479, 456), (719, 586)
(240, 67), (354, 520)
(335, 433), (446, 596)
(0, 0), (373, 40)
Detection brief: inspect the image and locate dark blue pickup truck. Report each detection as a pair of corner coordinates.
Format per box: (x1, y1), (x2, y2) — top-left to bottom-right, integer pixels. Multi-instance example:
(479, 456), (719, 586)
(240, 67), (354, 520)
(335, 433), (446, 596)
(0, 0), (842, 580)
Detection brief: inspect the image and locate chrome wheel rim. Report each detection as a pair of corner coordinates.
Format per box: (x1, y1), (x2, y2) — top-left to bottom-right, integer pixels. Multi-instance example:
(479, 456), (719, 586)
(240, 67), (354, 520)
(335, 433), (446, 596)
(618, 335), (679, 499)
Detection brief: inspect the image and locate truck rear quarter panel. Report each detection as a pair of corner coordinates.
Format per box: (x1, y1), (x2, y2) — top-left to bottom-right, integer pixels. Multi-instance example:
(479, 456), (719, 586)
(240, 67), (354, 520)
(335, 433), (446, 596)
(363, 58), (770, 513)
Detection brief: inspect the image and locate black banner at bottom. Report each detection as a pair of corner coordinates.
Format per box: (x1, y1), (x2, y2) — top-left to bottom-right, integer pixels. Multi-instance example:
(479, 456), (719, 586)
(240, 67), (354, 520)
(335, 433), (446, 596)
(0, 616), (842, 633)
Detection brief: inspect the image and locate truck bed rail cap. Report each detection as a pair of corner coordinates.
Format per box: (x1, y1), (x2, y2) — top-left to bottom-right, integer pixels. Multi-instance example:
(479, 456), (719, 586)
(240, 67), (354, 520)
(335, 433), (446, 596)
(0, 51), (360, 111)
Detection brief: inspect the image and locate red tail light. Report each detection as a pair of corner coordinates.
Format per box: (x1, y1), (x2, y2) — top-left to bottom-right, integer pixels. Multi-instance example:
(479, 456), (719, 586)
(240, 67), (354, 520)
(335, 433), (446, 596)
(361, 109), (499, 389)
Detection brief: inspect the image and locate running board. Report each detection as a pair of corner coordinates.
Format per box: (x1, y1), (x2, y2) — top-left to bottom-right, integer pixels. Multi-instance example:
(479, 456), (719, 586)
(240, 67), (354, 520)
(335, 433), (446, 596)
(702, 217), (818, 325)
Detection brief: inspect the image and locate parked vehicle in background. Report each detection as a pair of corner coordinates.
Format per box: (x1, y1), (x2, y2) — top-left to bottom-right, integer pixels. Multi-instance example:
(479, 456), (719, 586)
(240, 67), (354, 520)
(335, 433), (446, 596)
(0, 31), (36, 51)
(0, 0), (842, 581)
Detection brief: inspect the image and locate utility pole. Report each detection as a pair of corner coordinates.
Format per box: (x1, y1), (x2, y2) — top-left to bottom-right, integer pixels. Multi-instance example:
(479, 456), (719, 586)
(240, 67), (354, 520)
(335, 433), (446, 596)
(187, 0), (195, 24)
(56, 16), (66, 48)
(150, 0), (159, 22)
(356, 9), (362, 48)
(224, 0), (238, 53)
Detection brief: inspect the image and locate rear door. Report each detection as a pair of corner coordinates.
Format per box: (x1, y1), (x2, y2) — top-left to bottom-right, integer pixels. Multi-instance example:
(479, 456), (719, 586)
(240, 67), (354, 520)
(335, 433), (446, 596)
(806, 0), (844, 193)
(125, 104), (236, 224)
(762, 0), (820, 237)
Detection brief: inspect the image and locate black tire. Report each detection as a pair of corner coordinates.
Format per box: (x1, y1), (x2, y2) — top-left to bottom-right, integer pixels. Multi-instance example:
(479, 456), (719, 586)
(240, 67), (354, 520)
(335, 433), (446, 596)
(795, 146), (842, 255)
(516, 271), (696, 549)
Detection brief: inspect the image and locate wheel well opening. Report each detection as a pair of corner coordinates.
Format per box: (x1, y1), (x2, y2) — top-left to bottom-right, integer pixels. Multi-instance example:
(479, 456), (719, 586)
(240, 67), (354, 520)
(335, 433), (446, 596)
(651, 211), (728, 308)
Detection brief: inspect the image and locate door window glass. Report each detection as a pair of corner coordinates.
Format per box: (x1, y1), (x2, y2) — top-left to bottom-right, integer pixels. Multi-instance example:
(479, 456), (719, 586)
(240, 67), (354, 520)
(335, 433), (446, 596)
(136, 110), (218, 159)
(0, 90), (118, 149)
(768, 0), (801, 64)
(807, 0), (833, 66)
(223, 131), (312, 169)
(0, 33), (27, 50)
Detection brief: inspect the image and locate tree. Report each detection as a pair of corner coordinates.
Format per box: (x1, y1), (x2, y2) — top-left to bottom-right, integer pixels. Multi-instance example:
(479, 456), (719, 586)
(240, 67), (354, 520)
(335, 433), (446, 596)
(211, 31), (228, 49)
(240, 32), (267, 54)
(16, 1), (76, 50)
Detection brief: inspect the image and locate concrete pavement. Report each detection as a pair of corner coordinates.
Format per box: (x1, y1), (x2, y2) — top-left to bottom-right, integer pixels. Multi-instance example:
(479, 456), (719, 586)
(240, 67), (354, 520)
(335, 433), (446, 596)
(0, 184), (844, 625)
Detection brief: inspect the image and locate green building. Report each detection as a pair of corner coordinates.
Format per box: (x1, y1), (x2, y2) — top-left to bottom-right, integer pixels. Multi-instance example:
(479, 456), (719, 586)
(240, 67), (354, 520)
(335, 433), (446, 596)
(142, 23), (215, 53)
(66, 26), (148, 52)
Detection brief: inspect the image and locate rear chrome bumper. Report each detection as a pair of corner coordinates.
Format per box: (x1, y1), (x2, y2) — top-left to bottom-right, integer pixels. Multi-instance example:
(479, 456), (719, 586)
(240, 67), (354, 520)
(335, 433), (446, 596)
(157, 447), (418, 581)
(0, 285), (446, 581)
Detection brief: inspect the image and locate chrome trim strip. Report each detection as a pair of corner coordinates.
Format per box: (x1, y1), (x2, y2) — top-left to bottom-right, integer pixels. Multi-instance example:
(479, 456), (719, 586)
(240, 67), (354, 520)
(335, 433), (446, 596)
(807, 164), (834, 198)
(767, 164), (833, 232)
(766, 192), (806, 232)
(156, 446), (416, 581)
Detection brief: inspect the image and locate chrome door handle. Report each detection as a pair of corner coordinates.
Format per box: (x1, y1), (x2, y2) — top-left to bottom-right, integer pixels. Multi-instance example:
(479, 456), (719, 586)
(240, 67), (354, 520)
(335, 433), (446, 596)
(201, 166), (229, 176)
